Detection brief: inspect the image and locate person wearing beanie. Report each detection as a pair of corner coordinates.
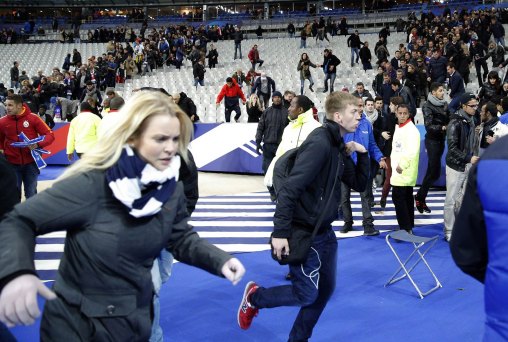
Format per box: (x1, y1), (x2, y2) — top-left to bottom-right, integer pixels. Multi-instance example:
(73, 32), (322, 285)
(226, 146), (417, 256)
(444, 93), (479, 242)
(216, 77), (247, 122)
(255, 91), (289, 176)
(253, 72), (276, 108)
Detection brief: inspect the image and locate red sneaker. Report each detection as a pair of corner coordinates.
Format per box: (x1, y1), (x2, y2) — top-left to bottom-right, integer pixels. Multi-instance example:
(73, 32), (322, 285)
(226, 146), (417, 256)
(238, 281), (259, 330)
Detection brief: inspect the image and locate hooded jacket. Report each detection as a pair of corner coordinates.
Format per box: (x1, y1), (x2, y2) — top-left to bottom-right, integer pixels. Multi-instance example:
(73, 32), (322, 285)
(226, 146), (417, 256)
(264, 109), (321, 187)
(0, 104), (55, 165)
(450, 137), (508, 341)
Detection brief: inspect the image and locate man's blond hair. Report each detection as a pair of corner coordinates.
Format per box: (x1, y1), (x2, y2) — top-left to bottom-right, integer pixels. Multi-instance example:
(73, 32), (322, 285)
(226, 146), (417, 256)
(324, 92), (358, 120)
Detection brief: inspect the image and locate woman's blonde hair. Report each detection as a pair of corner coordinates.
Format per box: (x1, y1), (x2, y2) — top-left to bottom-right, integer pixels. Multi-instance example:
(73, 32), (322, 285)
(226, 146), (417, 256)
(60, 90), (193, 180)
(247, 93), (264, 111)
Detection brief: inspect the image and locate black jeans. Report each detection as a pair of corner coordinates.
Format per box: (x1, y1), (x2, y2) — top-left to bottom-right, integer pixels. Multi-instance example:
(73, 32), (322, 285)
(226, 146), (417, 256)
(392, 186), (414, 231)
(224, 104), (241, 122)
(416, 138), (444, 201)
(474, 60), (489, 86)
(261, 143), (278, 174)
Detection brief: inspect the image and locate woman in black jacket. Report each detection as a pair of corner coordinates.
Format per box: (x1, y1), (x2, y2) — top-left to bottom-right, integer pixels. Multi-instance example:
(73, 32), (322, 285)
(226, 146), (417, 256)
(246, 93), (264, 122)
(478, 71), (501, 102)
(0, 91), (245, 340)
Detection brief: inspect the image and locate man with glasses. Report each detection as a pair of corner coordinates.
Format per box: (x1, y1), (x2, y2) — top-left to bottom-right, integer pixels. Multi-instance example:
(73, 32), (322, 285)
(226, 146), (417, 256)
(443, 93), (479, 242)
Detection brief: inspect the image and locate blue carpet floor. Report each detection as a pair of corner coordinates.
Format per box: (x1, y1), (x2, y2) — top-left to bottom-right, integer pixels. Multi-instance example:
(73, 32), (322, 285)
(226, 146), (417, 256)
(157, 223), (483, 342)
(12, 223), (483, 341)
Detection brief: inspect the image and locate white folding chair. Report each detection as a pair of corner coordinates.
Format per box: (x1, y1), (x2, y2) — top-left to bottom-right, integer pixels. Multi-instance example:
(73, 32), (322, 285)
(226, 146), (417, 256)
(385, 230), (442, 299)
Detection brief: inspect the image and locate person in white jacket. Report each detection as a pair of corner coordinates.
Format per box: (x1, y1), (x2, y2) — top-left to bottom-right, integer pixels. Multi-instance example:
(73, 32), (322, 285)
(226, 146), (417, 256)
(264, 95), (322, 194)
(390, 104), (420, 234)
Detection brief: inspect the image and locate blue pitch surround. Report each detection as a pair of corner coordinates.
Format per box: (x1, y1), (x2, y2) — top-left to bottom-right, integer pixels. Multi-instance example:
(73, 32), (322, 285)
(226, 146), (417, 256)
(11, 190), (483, 341)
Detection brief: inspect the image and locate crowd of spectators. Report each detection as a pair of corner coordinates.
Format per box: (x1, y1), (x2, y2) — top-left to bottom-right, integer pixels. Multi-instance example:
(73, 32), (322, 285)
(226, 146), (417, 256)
(0, 6), (507, 123)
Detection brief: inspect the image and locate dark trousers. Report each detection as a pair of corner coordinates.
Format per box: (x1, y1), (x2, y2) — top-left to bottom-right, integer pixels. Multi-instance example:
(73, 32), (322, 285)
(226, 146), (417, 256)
(261, 143), (278, 174)
(0, 323), (16, 342)
(381, 157), (392, 200)
(392, 186), (415, 231)
(475, 60), (489, 86)
(366, 159), (380, 206)
(251, 229), (337, 341)
(224, 104), (241, 122)
(340, 181), (374, 228)
(416, 138), (444, 201)
(251, 59), (264, 70)
(234, 43), (242, 59)
(12, 162), (39, 199)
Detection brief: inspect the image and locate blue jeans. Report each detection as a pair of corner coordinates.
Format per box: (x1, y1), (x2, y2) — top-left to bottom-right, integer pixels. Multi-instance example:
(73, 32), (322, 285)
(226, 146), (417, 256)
(351, 48), (359, 66)
(12, 162), (39, 199)
(495, 37), (505, 47)
(300, 77), (314, 95)
(323, 73), (336, 92)
(300, 39), (306, 49)
(150, 249), (174, 342)
(251, 228), (338, 341)
(194, 79), (204, 87)
(234, 43), (242, 59)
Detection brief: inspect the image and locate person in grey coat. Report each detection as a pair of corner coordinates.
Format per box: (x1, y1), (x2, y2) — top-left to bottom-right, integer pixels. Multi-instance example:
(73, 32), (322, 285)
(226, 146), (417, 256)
(0, 91), (245, 341)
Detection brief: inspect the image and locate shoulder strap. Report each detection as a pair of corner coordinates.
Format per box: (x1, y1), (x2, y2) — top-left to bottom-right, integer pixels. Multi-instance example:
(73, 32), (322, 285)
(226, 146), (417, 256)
(310, 125), (341, 239)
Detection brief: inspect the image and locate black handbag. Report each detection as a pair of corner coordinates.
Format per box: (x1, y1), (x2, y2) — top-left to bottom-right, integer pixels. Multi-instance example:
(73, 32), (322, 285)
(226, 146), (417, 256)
(270, 155), (340, 266)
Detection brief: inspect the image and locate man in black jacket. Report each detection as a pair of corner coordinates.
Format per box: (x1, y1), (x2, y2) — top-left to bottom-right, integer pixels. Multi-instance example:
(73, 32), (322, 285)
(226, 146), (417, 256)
(444, 93), (479, 242)
(347, 30), (363, 67)
(255, 91), (288, 174)
(322, 49), (341, 93)
(470, 38), (489, 86)
(233, 27), (243, 60)
(239, 92), (369, 341)
(447, 62), (465, 114)
(192, 59), (206, 87)
(415, 83), (449, 213)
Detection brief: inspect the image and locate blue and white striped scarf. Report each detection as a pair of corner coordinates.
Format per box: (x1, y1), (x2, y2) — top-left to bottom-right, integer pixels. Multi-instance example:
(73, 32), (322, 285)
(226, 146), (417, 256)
(106, 145), (180, 218)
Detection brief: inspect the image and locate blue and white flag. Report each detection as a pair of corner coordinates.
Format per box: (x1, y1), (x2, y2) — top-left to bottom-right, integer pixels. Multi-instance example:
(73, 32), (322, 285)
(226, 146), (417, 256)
(11, 132), (51, 169)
